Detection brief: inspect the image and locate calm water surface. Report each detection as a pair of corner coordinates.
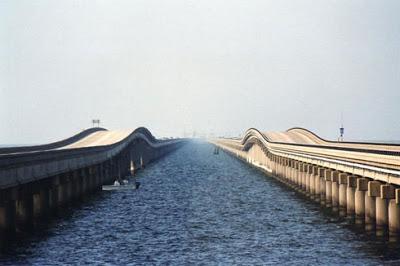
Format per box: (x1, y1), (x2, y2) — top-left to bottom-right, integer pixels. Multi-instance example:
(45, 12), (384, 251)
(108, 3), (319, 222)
(1, 141), (400, 265)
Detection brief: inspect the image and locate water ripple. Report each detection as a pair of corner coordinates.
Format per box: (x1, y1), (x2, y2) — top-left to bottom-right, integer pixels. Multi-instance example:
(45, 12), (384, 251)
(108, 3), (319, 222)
(1, 141), (400, 265)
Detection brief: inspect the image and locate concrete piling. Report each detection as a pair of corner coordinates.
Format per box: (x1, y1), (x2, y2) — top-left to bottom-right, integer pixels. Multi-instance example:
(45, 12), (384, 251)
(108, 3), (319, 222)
(346, 175), (357, 221)
(355, 178), (368, 225)
(15, 195), (34, 231)
(389, 189), (400, 240)
(319, 168), (326, 206)
(325, 169), (333, 208)
(331, 171), (340, 213)
(366, 181), (380, 232)
(376, 184), (395, 236)
(338, 173), (348, 217)
(313, 166), (320, 203)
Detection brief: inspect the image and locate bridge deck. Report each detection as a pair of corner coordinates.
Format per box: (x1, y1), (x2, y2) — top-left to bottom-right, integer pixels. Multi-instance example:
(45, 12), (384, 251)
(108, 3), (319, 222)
(60, 130), (134, 149)
(215, 127), (400, 186)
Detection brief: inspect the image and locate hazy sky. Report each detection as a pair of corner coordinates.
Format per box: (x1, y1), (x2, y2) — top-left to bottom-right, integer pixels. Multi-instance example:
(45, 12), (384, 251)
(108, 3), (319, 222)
(1, 0), (399, 144)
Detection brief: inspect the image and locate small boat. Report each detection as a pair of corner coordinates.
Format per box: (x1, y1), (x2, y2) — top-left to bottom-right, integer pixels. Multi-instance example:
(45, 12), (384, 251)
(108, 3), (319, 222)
(102, 178), (140, 191)
(102, 183), (139, 191)
(213, 147), (220, 155)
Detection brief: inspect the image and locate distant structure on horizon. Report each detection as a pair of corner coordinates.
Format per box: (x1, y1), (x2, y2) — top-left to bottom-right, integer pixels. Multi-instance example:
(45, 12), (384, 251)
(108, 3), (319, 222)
(92, 119), (101, 128)
(338, 113), (344, 142)
(339, 124), (344, 142)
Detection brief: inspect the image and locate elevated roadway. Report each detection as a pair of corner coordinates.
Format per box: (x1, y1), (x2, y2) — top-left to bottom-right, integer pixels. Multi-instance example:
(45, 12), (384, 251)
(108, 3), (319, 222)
(212, 127), (400, 238)
(0, 127), (186, 246)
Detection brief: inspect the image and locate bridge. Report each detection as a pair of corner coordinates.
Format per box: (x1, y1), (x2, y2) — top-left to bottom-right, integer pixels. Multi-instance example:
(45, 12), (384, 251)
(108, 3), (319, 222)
(0, 127), (186, 246)
(212, 127), (400, 239)
(2, 126), (400, 249)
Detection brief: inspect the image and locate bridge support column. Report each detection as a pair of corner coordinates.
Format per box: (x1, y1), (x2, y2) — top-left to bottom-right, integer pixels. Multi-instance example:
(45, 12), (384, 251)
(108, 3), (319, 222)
(271, 156), (276, 176)
(65, 177), (73, 203)
(293, 161), (298, 187)
(289, 161), (294, 185)
(15, 192), (34, 231)
(319, 168), (326, 206)
(376, 184), (394, 237)
(338, 173), (348, 217)
(325, 169), (333, 208)
(0, 200), (16, 241)
(355, 178), (368, 225)
(91, 166), (100, 192)
(285, 159), (292, 186)
(389, 189), (400, 240)
(72, 171), (82, 201)
(275, 156), (280, 177)
(291, 161), (297, 187)
(81, 169), (88, 195)
(301, 164), (307, 193)
(309, 166), (316, 200)
(97, 164), (103, 188)
(297, 163), (304, 193)
(48, 185), (59, 213)
(33, 188), (49, 218)
(107, 160), (114, 183)
(57, 178), (67, 207)
(331, 171), (340, 213)
(305, 165), (311, 197)
(313, 167), (320, 203)
(366, 181), (380, 232)
(346, 175), (357, 221)
(296, 162), (302, 189)
(283, 159), (289, 183)
(86, 167), (93, 193)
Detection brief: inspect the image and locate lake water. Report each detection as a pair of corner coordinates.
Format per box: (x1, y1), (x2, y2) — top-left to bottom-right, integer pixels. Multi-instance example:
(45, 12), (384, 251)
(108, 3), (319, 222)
(1, 141), (399, 265)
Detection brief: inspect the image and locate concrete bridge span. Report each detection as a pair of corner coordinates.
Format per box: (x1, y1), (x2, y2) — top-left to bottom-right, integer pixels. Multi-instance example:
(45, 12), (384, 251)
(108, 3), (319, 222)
(0, 127), (186, 247)
(212, 127), (400, 240)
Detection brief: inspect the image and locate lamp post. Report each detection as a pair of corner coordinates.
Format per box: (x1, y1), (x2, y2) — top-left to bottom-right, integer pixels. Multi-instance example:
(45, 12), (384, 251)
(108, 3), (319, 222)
(92, 119), (100, 128)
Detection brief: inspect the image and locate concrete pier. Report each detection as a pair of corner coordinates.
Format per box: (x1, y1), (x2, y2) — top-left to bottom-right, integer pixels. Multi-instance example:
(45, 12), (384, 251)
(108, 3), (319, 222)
(389, 189), (400, 239)
(314, 166), (320, 203)
(33, 188), (49, 218)
(376, 184), (395, 236)
(355, 178), (368, 225)
(338, 173), (348, 217)
(310, 166), (316, 200)
(319, 168), (326, 206)
(346, 175), (357, 221)
(15, 195), (34, 231)
(0, 200), (15, 239)
(331, 171), (340, 213)
(325, 169), (333, 208)
(366, 181), (380, 232)
(306, 165), (312, 197)
(301, 164), (307, 193)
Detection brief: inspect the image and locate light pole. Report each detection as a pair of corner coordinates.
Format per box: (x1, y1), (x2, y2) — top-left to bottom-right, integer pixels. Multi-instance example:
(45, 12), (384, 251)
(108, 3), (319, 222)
(92, 119), (100, 128)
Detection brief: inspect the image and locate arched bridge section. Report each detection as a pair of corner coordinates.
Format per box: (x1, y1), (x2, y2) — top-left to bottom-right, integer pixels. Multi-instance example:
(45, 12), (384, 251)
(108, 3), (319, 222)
(0, 127), (186, 241)
(212, 127), (400, 237)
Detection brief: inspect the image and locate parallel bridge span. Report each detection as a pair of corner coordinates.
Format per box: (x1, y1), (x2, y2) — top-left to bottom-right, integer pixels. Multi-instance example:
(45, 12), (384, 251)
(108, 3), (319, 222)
(0, 127), (187, 247)
(212, 127), (400, 239)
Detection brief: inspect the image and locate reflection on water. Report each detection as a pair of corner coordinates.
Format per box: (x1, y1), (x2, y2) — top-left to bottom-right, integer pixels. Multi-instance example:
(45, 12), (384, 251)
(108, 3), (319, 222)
(1, 141), (400, 265)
